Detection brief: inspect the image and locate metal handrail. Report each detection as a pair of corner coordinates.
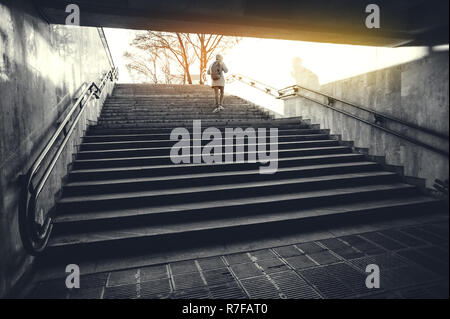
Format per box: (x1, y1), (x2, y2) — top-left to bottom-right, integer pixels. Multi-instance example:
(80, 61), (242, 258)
(278, 85), (450, 141)
(19, 67), (118, 255)
(294, 91), (449, 156)
(227, 74), (279, 97)
(98, 28), (116, 69)
(228, 73), (449, 157)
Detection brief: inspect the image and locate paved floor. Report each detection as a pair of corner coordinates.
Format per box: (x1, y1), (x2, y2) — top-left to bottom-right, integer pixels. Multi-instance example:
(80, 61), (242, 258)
(27, 218), (449, 299)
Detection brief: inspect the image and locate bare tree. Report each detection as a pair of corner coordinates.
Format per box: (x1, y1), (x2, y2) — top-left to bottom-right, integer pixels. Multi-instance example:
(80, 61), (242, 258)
(125, 31), (239, 84)
(130, 31), (195, 84)
(124, 50), (160, 83)
(184, 34), (240, 84)
(161, 51), (175, 84)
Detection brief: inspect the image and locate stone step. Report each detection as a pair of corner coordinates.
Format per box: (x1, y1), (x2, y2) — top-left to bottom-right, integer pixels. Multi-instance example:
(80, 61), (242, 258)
(103, 100), (253, 105)
(41, 196), (441, 263)
(72, 146), (352, 169)
(87, 127), (325, 136)
(100, 109), (264, 116)
(101, 105), (258, 111)
(54, 182), (418, 226)
(47, 192), (438, 263)
(37, 85), (441, 271)
(82, 133), (330, 147)
(78, 139), (339, 155)
(63, 161), (383, 196)
(95, 122), (314, 130)
(98, 112), (272, 124)
(68, 153), (367, 181)
(95, 118), (299, 127)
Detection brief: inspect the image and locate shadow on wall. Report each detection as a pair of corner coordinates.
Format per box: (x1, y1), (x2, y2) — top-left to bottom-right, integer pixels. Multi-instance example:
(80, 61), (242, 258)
(284, 51), (449, 189)
(291, 57), (320, 90)
(320, 51), (449, 136)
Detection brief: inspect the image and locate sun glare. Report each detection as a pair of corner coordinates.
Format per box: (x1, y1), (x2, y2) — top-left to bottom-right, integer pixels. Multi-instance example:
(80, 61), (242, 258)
(104, 28), (431, 87)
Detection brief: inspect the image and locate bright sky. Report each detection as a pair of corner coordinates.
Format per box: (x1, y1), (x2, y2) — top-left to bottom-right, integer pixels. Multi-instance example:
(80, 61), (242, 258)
(104, 28), (438, 87)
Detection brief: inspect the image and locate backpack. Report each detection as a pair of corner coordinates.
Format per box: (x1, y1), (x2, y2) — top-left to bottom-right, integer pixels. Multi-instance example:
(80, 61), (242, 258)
(210, 61), (222, 80)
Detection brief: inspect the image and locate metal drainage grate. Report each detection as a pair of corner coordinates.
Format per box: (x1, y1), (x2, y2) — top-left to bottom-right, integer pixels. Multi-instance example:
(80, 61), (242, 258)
(381, 267), (419, 290)
(209, 282), (248, 299)
(379, 229), (426, 247)
(248, 249), (277, 261)
(256, 258), (289, 274)
(400, 227), (443, 245)
(360, 291), (401, 299)
(273, 245), (303, 258)
(417, 246), (449, 263)
(348, 253), (407, 271)
(224, 252), (252, 265)
(360, 232), (406, 251)
(340, 235), (385, 256)
(397, 286), (438, 299)
(173, 272), (205, 290)
(67, 287), (103, 299)
(170, 260), (198, 275)
(231, 262), (263, 279)
(29, 279), (69, 299)
(331, 246), (364, 260)
(140, 264), (168, 282)
(296, 242), (325, 254)
(270, 271), (321, 299)
(203, 268), (235, 286)
(307, 250), (340, 265)
(319, 238), (348, 250)
(299, 265), (354, 299)
(106, 269), (138, 287)
(404, 264), (439, 283)
(240, 276), (281, 299)
(103, 283), (138, 299)
(173, 287), (211, 299)
(140, 278), (172, 298)
(397, 249), (448, 276)
(323, 262), (372, 296)
(320, 238), (364, 259)
(285, 255), (317, 269)
(80, 273), (109, 289)
(197, 256), (226, 270)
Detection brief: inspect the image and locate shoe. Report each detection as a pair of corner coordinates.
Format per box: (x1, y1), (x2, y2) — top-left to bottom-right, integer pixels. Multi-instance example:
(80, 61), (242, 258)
(218, 105), (224, 110)
(213, 107), (220, 113)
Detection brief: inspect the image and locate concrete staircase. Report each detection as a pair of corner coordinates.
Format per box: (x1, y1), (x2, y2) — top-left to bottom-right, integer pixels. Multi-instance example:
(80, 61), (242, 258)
(39, 84), (443, 265)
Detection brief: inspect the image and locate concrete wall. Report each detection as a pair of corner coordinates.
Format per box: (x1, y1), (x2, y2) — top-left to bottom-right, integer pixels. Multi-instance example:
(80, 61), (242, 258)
(0, 0), (114, 297)
(284, 51), (449, 188)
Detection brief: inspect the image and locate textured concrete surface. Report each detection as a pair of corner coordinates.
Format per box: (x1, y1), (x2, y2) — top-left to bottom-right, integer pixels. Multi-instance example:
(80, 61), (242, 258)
(285, 52), (449, 188)
(34, 0), (449, 47)
(27, 217), (449, 299)
(0, 0), (113, 297)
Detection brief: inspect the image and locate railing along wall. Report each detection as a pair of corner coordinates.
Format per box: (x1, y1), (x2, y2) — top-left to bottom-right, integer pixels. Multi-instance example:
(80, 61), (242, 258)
(228, 73), (449, 157)
(98, 27), (116, 69)
(228, 74), (279, 97)
(19, 67), (119, 255)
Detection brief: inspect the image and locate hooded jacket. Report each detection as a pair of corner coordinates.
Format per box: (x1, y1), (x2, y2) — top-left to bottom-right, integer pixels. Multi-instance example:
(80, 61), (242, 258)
(207, 58), (228, 87)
